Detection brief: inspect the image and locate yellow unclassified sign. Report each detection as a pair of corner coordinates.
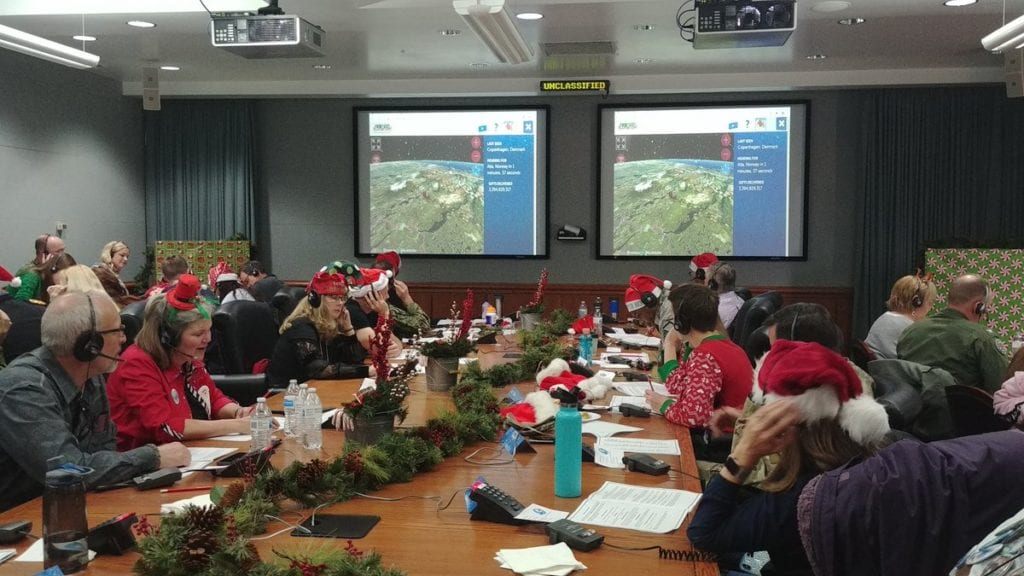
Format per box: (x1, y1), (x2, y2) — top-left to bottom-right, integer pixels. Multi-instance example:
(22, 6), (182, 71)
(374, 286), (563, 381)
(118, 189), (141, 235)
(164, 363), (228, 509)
(539, 80), (609, 93)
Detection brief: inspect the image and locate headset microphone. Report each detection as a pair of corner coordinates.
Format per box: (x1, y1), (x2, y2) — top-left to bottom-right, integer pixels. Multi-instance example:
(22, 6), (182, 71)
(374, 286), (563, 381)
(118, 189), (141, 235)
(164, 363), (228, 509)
(172, 348), (197, 361)
(96, 351), (123, 363)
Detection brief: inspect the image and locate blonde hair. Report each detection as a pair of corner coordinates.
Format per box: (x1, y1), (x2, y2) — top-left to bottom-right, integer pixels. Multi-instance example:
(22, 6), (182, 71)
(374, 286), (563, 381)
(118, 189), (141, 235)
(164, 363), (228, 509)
(100, 241), (129, 266)
(760, 419), (879, 493)
(886, 275), (936, 314)
(280, 296), (342, 340)
(58, 265), (104, 292)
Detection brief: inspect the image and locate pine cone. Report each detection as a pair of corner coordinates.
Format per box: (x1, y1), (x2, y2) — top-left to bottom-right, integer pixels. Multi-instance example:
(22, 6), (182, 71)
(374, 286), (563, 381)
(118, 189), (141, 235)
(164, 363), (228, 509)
(218, 482), (246, 509)
(238, 542), (261, 571)
(182, 528), (219, 570)
(183, 505), (226, 533)
(343, 451), (365, 476)
(296, 459), (328, 489)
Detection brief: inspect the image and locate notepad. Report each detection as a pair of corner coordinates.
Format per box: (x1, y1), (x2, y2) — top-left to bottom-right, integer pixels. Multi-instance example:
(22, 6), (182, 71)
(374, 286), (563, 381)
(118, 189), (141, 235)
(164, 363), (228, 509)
(568, 481), (700, 533)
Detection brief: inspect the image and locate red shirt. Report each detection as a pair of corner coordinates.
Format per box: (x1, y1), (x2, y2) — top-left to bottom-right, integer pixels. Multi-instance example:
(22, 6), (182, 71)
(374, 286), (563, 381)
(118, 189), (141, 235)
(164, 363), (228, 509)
(663, 337), (753, 428)
(107, 344), (235, 450)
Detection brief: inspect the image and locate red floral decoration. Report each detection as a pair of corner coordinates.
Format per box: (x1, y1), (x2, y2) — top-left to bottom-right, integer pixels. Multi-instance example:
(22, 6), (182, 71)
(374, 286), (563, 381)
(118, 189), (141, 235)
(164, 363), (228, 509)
(523, 268), (548, 313)
(457, 289), (474, 341)
(371, 314), (395, 385)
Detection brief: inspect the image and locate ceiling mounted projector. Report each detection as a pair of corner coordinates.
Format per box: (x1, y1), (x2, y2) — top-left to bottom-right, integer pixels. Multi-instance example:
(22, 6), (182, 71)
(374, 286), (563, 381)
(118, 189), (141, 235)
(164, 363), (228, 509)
(211, 14), (325, 58)
(693, 0), (797, 50)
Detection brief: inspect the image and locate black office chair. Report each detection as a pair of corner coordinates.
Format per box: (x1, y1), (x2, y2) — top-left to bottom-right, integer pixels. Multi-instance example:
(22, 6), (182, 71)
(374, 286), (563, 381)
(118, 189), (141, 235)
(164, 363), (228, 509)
(729, 291), (783, 351)
(945, 384), (1014, 438)
(208, 301), (280, 405)
(734, 287), (753, 301)
(271, 285), (307, 323)
(868, 359), (956, 441)
(849, 339), (876, 372)
(743, 325), (772, 366)
(119, 299), (148, 349)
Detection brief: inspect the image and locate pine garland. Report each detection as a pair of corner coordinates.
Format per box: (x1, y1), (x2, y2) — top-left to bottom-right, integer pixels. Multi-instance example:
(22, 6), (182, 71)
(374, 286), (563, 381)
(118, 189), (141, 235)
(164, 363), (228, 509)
(135, 308), (577, 576)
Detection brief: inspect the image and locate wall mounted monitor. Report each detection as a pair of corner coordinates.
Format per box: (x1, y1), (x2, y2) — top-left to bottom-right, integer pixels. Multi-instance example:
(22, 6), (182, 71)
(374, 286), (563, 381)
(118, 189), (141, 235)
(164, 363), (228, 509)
(355, 107), (549, 258)
(598, 102), (809, 259)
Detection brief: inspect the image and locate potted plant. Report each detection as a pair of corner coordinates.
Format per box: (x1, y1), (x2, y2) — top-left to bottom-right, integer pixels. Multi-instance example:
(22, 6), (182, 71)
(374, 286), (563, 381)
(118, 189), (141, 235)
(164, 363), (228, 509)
(420, 290), (476, 391)
(342, 316), (412, 446)
(519, 268), (548, 330)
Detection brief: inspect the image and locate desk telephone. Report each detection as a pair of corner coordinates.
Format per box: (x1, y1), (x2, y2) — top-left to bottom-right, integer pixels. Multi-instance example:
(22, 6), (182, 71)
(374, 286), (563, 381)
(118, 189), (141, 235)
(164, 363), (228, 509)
(469, 483), (528, 525)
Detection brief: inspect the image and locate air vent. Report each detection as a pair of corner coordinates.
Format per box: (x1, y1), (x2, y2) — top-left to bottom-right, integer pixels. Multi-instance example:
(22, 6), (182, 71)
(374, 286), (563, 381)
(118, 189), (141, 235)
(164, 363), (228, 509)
(541, 41), (616, 56)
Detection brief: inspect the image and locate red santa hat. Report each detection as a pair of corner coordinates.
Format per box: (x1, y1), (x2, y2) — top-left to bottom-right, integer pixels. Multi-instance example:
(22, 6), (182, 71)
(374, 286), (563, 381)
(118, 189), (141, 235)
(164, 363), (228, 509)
(499, 391), (560, 426)
(374, 251), (402, 276)
(306, 271), (348, 297)
(624, 274), (672, 313)
(0, 265), (12, 283)
(755, 339), (889, 445)
(207, 260), (232, 290)
(535, 358), (610, 402)
(567, 314), (594, 336)
(689, 252), (719, 273)
(349, 267), (392, 298)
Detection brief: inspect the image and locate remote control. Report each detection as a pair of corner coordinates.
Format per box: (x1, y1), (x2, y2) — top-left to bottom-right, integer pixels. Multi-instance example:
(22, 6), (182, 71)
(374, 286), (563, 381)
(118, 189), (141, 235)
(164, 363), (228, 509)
(618, 403), (651, 418)
(622, 453), (670, 475)
(547, 519), (604, 552)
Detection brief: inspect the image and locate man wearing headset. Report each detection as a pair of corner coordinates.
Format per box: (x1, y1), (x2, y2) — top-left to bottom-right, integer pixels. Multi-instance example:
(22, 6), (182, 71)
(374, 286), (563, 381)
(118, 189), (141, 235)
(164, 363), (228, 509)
(897, 274), (1008, 393)
(0, 290), (190, 512)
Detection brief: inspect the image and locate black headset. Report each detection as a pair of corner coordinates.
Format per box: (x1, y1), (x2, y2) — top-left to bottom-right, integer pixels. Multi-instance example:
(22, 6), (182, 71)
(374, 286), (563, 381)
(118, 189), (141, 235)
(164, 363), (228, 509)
(975, 286), (989, 316)
(73, 294), (104, 362)
(673, 310), (691, 334)
(158, 304), (178, 350)
(307, 290), (322, 308)
(693, 268), (707, 283)
(707, 263), (721, 292)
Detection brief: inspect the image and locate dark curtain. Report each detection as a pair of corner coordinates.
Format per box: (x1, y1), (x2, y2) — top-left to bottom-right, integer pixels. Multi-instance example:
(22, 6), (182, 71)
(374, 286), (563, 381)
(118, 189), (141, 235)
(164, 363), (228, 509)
(144, 100), (255, 244)
(853, 87), (1024, 338)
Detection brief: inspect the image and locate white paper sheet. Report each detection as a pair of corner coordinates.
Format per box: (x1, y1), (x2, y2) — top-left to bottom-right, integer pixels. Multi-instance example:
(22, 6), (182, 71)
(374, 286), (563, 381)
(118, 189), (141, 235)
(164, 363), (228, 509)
(567, 481), (700, 534)
(595, 437), (680, 456)
(207, 417), (286, 442)
(593, 445), (625, 469)
(514, 504), (570, 523)
(15, 539), (96, 563)
(608, 395), (652, 410)
(605, 333), (661, 348)
(182, 446), (237, 477)
(496, 542), (586, 576)
(612, 382), (669, 397)
(580, 421), (643, 438)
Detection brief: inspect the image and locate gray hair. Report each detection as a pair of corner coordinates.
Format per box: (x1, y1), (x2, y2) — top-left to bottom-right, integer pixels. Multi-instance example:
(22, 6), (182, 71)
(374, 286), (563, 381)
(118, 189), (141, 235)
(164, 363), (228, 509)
(41, 290), (114, 356)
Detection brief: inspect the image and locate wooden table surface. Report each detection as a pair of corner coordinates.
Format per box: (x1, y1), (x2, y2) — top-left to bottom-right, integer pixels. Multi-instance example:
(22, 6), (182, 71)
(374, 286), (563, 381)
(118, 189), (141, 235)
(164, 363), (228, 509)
(0, 345), (716, 575)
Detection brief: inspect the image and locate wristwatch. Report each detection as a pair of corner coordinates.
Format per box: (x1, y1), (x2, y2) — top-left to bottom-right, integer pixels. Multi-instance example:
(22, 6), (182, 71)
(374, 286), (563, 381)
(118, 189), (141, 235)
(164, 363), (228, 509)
(723, 455), (752, 484)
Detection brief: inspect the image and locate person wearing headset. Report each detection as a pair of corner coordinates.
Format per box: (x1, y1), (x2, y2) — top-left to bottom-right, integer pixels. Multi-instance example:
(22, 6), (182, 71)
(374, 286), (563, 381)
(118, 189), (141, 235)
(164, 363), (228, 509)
(7, 234), (66, 302)
(266, 267), (372, 389)
(706, 262), (744, 330)
(864, 273), (937, 359)
(0, 290), (190, 512)
(897, 274), (1008, 392)
(623, 273), (675, 363)
(107, 275), (260, 450)
(644, 284), (753, 442)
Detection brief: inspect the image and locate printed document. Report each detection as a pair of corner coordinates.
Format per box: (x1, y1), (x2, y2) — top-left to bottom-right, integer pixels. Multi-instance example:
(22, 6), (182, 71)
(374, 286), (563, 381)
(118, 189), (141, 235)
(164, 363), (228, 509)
(595, 437), (680, 455)
(568, 481), (700, 533)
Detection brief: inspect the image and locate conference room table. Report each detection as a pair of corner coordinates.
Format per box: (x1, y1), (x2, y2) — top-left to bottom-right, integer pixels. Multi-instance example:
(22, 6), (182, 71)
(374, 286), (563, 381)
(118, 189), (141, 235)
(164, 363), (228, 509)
(0, 345), (716, 575)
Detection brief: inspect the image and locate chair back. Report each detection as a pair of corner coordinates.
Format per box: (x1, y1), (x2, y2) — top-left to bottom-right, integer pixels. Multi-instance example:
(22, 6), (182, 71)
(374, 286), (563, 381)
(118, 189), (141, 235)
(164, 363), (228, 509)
(849, 339), (876, 372)
(945, 384), (1013, 437)
(868, 359), (956, 441)
(743, 325), (772, 366)
(729, 291), (783, 348)
(734, 287), (753, 301)
(119, 299), (148, 348)
(271, 285), (307, 323)
(210, 301), (279, 374)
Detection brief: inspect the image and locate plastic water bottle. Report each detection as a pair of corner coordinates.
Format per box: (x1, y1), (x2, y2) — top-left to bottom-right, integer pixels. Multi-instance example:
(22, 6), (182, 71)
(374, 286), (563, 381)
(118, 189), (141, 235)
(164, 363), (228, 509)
(486, 305), (497, 326)
(609, 298), (619, 322)
(250, 398), (273, 452)
(303, 388), (323, 450)
(554, 402), (583, 498)
(481, 300), (491, 321)
(593, 297), (603, 335)
(578, 329), (593, 366)
(295, 383), (309, 444)
(283, 379), (300, 437)
(578, 300), (587, 319)
(494, 295), (503, 320)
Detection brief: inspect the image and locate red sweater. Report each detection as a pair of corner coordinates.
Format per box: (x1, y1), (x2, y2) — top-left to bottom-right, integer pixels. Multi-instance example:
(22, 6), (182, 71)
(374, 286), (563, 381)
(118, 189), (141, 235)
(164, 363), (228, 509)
(107, 345), (235, 450)
(663, 337), (753, 428)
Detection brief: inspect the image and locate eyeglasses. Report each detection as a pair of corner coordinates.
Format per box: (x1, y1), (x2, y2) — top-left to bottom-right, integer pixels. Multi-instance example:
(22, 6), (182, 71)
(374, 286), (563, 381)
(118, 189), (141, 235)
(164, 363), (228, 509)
(98, 324), (126, 336)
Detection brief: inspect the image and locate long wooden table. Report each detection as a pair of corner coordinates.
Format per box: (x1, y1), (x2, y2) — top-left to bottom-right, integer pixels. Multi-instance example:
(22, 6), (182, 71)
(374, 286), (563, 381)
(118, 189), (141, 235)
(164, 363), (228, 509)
(0, 346), (716, 575)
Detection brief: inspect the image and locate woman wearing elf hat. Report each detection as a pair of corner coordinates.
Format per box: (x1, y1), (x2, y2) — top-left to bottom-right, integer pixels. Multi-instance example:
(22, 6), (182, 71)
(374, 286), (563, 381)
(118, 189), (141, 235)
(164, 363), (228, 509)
(108, 274), (261, 450)
(372, 251), (430, 340)
(267, 266), (372, 388)
(687, 339), (890, 576)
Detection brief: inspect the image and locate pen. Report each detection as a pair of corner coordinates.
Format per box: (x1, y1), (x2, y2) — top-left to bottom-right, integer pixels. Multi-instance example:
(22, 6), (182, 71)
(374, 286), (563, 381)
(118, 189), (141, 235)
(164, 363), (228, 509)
(648, 381), (655, 392)
(161, 485), (213, 494)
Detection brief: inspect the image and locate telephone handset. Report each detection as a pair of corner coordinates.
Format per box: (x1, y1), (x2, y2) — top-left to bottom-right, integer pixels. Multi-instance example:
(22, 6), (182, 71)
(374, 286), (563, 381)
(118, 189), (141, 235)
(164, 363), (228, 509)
(468, 483), (528, 525)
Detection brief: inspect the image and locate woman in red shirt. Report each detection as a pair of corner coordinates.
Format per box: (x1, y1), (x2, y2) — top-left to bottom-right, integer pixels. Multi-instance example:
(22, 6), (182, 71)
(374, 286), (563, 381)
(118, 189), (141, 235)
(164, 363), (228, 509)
(646, 284), (753, 430)
(108, 274), (254, 450)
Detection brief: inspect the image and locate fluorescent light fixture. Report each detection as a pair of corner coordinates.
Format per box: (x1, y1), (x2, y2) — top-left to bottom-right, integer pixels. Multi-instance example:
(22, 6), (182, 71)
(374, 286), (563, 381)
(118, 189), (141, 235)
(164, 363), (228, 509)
(127, 20), (157, 28)
(982, 13), (1024, 52)
(72, 35), (97, 42)
(160, 65), (180, 71)
(0, 23), (99, 69)
(453, 0), (533, 64)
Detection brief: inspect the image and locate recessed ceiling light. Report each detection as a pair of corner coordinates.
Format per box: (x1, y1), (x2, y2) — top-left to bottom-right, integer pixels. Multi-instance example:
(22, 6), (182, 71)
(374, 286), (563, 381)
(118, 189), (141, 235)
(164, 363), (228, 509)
(634, 58), (654, 64)
(312, 64), (332, 70)
(72, 35), (96, 42)
(516, 12), (543, 21)
(943, 0), (977, 5)
(160, 65), (180, 71)
(807, 54), (828, 60)
(634, 24), (656, 31)
(811, 1), (851, 13)
(439, 28), (461, 36)
(127, 20), (156, 28)
(838, 17), (865, 25)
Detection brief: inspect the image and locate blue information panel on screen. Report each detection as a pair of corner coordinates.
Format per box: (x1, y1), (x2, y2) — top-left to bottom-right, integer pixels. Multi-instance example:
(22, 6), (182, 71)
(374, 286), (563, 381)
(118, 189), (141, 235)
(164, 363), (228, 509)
(484, 135), (536, 254)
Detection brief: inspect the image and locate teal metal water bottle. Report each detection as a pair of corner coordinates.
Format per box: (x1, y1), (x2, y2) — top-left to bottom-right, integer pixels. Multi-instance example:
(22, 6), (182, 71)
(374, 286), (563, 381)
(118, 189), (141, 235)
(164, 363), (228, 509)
(578, 329), (593, 366)
(554, 403), (583, 498)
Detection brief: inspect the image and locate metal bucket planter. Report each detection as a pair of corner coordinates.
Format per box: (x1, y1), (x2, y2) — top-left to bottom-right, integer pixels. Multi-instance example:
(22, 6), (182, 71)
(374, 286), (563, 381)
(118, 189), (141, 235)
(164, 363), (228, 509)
(425, 356), (459, 391)
(520, 312), (542, 330)
(345, 413), (396, 446)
